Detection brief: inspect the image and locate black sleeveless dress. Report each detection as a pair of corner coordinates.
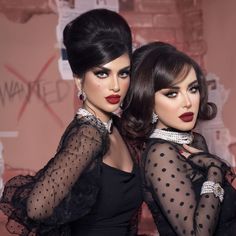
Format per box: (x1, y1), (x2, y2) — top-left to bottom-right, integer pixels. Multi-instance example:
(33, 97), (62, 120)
(71, 163), (142, 236)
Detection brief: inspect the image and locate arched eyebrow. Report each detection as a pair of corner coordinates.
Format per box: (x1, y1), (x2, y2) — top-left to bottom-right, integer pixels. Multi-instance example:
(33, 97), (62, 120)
(119, 66), (131, 73)
(169, 79), (198, 89)
(93, 65), (130, 73)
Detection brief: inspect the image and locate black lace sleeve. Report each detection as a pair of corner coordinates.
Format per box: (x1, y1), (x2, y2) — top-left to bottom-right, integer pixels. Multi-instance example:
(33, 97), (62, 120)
(143, 183), (177, 236)
(191, 132), (208, 152)
(0, 117), (108, 235)
(143, 141), (224, 236)
(27, 123), (104, 219)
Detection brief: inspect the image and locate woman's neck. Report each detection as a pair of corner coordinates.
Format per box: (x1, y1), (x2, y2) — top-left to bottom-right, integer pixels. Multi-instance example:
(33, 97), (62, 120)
(78, 107), (113, 133)
(150, 128), (193, 144)
(82, 105), (111, 123)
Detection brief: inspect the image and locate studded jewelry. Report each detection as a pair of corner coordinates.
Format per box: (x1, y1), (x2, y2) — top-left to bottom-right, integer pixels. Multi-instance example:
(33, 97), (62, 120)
(149, 128), (193, 144)
(76, 108), (113, 133)
(77, 90), (86, 101)
(200, 180), (224, 202)
(151, 112), (158, 124)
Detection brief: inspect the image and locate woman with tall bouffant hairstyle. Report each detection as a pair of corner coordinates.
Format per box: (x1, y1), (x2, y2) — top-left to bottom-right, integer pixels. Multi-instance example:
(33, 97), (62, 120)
(0, 9), (143, 236)
(122, 41), (236, 236)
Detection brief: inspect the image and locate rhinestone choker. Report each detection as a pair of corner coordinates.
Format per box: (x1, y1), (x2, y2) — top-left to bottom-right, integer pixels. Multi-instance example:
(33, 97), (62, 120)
(77, 108), (113, 133)
(150, 128), (193, 144)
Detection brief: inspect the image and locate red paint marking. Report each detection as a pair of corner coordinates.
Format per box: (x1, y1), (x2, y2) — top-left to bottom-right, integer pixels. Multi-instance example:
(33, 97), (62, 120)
(4, 54), (64, 127)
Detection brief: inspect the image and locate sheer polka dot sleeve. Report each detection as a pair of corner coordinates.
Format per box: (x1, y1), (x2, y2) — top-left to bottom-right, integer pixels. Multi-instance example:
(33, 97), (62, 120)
(191, 132), (208, 152)
(144, 142), (222, 236)
(26, 124), (103, 221)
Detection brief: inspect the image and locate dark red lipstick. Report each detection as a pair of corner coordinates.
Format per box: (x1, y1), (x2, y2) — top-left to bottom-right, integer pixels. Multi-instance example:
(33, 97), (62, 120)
(179, 112), (194, 122)
(105, 95), (121, 104)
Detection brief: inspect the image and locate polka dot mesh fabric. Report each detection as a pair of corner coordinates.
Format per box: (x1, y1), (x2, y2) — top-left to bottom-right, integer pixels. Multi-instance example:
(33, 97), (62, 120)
(0, 115), (109, 235)
(142, 132), (233, 236)
(27, 124), (103, 220)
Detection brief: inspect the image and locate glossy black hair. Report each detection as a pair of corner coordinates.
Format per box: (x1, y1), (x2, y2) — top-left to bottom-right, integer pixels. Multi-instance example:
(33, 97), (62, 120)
(122, 41), (217, 140)
(63, 8), (132, 77)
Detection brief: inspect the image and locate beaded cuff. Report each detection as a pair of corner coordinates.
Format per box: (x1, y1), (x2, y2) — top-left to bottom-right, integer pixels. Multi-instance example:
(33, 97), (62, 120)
(200, 181), (224, 202)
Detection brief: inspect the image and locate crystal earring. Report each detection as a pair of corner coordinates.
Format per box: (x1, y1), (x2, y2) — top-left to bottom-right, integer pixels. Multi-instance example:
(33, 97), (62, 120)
(77, 90), (86, 101)
(151, 112), (158, 124)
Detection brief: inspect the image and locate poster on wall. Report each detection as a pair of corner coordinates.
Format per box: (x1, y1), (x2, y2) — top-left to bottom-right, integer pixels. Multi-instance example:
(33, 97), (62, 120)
(196, 73), (236, 166)
(55, 0), (119, 80)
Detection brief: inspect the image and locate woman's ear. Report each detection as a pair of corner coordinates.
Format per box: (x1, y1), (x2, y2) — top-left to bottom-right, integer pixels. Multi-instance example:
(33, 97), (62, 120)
(74, 76), (82, 91)
(74, 76), (86, 101)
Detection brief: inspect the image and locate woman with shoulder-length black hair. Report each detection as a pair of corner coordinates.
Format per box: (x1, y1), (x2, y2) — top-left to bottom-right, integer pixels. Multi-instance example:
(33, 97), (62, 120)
(122, 41), (236, 236)
(122, 41), (216, 141)
(0, 9), (143, 236)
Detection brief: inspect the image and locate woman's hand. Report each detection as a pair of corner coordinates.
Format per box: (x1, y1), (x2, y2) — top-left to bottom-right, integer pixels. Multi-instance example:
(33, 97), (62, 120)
(181, 144), (226, 181)
(180, 144), (203, 158)
(183, 144), (227, 175)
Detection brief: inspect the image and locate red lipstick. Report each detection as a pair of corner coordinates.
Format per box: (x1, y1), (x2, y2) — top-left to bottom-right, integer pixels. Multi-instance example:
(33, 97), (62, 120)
(105, 95), (121, 104)
(179, 112), (194, 122)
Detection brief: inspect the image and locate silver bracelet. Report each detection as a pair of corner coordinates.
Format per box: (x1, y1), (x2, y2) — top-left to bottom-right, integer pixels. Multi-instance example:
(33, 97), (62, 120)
(200, 181), (224, 202)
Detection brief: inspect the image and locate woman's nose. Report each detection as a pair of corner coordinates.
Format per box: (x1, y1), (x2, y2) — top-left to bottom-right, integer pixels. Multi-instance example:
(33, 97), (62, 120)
(110, 77), (120, 92)
(182, 93), (192, 108)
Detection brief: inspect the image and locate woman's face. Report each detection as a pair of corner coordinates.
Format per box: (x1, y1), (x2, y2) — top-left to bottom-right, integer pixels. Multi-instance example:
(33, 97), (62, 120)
(154, 67), (200, 131)
(80, 53), (130, 122)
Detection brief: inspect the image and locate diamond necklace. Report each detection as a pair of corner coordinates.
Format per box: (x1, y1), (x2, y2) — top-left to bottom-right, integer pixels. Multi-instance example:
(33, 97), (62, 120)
(150, 128), (193, 144)
(76, 108), (113, 133)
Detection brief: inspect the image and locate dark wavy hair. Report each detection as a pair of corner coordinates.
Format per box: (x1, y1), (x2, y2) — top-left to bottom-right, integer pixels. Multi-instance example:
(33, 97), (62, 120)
(63, 9), (132, 77)
(122, 41), (217, 140)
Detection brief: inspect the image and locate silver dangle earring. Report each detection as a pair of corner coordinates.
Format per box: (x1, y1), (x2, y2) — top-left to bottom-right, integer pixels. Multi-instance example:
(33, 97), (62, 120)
(78, 90), (86, 101)
(151, 112), (158, 124)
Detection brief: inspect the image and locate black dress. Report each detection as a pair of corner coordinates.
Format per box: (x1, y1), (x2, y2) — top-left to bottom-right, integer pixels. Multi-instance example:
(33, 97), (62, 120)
(0, 114), (142, 236)
(142, 132), (236, 236)
(71, 162), (142, 236)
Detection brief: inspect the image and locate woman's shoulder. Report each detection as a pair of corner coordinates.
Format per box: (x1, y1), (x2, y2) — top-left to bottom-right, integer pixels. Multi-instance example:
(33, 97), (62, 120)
(66, 114), (109, 135)
(57, 115), (109, 149)
(144, 139), (179, 159)
(142, 140), (184, 169)
(147, 138), (177, 149)
(192, 131), (204, 139)
(192, 131), (208, 151)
